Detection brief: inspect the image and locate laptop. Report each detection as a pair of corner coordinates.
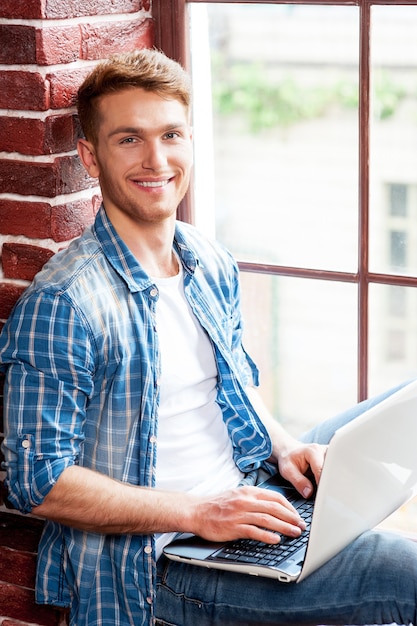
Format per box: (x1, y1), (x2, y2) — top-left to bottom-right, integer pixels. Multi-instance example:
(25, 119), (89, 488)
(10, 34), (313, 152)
(164, 379), (417, 583)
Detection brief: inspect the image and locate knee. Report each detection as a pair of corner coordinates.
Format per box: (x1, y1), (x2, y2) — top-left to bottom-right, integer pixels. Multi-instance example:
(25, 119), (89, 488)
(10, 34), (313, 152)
(361, 530), (417, 579)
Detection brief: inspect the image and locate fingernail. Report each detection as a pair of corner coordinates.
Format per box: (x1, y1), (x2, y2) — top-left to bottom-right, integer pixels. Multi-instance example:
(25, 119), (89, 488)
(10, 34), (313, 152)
(302, 486), (312, 498)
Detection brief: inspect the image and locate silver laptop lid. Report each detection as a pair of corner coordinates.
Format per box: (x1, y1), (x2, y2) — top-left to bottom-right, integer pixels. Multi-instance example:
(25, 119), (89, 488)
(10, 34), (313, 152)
(299, 379), (417, 581)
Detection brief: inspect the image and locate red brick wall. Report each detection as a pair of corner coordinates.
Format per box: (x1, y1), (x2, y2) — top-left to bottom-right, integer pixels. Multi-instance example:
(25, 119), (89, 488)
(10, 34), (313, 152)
(0, 0), (154, 623)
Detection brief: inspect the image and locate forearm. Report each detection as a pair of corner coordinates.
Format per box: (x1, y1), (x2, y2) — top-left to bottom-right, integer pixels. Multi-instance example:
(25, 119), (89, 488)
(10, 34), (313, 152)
(32, 465), (196, 535)
(32, 464), (307, 544)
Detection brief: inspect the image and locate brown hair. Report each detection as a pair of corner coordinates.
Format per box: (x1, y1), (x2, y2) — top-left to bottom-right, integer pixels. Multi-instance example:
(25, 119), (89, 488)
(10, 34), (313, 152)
(77, 48), (192, 145)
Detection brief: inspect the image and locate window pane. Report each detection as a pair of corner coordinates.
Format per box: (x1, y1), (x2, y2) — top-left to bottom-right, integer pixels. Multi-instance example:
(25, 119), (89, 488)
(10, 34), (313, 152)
(190, 3), (359, 271)
(368, 283), (417, 398)
(390, 230), (407, 269)
(240, 272), (357, 436)
(390, 183), (408, 217)
(369, 5), (417, 276)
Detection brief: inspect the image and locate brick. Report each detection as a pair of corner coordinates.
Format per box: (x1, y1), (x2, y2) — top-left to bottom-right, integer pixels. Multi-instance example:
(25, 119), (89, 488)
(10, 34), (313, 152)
(80, 18), (154, 60)
(60, 113), (83, 151)
(51, 199), (96, 242)
(0, 117), (46, 155)
(0, 583), (62, 625)
(0, 25), (37, 64)
(0, 23), (80, 66)
(2, 620), (67, 626)
(0, 0), (43, 19)
(0, 71), (49, 111)
(36, 25), (81, 65)
(0, 160), (57, 196)
(0, 114), (81, 156)
(0, 512), (44, 552)
(0, 0), (148, 19)
(0, 200), (52, 238)
(45, 113), (83, 153)
(0, 283), (26, 319)
(43, 0), (143, 19)
(1, 609), (69, 626)
(0, 198), (96, 243)
(0, 69), (90, 111)
(58, 155), (98, 195)
(0, 156), (96, 197)
(0, 546), (37, 588)
(2, 243), (54, 281)
(46, 68), (91, 109)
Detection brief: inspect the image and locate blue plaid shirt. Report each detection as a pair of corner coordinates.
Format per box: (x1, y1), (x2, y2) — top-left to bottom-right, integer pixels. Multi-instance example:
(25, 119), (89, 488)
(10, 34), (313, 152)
(0, 206), (272, 626)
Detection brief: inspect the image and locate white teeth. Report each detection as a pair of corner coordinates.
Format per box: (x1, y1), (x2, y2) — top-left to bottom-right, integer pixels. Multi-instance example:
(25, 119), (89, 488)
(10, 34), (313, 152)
(138, 180), (169, 188)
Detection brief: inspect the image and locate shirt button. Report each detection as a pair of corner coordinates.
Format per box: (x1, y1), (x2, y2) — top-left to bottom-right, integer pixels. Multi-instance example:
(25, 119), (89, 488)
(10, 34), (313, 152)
(146, 597), (152, 605)
(149, 435), (157, 444)
(150, 287), (158, 298)
(144, 545), (152, 555)
(21, 439), (30, 449)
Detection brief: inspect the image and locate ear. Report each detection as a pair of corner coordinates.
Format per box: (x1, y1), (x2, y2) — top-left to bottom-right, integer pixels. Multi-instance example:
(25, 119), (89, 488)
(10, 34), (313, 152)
(77, 138), (100, 178)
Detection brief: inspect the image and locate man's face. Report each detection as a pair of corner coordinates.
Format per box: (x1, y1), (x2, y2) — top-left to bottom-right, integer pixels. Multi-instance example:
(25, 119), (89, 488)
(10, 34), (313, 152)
(80, 87), (193, 228)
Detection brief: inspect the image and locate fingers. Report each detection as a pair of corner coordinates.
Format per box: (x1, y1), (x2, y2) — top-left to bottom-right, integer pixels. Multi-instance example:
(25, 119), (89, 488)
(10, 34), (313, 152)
(279, 443), (327, 499)
(242, 488), (306, 537)
(193, 486), (306, 544)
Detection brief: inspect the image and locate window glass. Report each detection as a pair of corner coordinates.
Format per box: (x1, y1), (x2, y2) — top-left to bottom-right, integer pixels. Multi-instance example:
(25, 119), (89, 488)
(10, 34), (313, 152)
(369, 5), (417, 276)
(191, 3), (359, 271)
(368, 283), (417, 397)
(390, 230), (407, 269)
(240, 272), (357, 436)
(389, 183), (408, 217)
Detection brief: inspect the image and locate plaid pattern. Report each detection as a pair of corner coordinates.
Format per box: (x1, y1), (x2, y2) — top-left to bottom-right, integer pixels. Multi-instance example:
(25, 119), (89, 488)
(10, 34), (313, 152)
(0, 206), (272, 626)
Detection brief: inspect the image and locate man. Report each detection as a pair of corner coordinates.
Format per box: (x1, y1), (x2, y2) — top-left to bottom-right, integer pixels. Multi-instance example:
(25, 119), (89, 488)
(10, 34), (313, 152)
(1, 49), (417, 626)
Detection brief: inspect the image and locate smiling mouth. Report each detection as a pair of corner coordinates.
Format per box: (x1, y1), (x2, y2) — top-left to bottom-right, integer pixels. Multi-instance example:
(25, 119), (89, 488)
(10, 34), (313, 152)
(135, 179), (170, 188)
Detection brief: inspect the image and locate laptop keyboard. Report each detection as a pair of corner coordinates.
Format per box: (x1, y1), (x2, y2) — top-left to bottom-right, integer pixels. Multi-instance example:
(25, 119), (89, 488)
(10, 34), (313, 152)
(208, 496), (313, 569)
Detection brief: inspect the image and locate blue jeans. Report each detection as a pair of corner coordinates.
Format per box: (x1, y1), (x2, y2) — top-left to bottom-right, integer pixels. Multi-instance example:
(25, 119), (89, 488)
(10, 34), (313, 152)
(155, 384), (417, 625)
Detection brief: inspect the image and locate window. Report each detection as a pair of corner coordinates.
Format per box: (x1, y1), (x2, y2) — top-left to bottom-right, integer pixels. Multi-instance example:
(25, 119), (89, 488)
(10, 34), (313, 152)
(155, 0), (417, 429)
(155, 0), (417, 534)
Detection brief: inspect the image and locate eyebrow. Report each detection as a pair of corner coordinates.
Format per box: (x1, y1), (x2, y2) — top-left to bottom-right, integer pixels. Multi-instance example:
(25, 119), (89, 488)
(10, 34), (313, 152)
(108, 123), (189, 139)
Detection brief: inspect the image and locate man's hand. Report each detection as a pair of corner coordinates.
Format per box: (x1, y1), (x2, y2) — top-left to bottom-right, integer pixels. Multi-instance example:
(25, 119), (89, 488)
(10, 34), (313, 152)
(276, 441), (327, 499)
(189, 485), (306, 545)
(243, 386), (327, 499)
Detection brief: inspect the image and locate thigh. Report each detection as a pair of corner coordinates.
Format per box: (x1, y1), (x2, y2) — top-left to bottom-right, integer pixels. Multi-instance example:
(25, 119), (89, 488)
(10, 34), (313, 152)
(155, 530), (417, 626)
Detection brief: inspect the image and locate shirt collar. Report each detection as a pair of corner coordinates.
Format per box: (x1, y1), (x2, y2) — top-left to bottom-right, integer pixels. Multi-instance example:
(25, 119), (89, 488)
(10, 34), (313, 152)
(93, 205), (200, 292)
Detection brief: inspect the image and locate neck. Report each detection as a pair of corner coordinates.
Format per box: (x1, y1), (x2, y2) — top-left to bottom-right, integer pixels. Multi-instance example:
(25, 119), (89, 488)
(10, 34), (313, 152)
(107, 212), (178, 278)
(144, 249), (179, 278)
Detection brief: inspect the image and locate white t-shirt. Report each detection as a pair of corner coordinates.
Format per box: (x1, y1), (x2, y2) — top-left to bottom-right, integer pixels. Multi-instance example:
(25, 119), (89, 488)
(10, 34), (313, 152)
(153, 261), (243, 557)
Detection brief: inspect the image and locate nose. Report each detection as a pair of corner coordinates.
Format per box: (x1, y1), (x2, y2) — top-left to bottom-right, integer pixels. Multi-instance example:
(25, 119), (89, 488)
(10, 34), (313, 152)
(142, 139), (167, 170)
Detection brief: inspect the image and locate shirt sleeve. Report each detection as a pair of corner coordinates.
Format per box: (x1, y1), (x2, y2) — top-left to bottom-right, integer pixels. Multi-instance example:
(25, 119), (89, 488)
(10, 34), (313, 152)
(0, 290), (95, 513)
(227, 251), (260, 388)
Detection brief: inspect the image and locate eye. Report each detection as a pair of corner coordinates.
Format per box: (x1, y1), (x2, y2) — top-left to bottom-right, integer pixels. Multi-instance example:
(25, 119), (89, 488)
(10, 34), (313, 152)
(120, 136), (138, 144)
(164, 131), (180, 140)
